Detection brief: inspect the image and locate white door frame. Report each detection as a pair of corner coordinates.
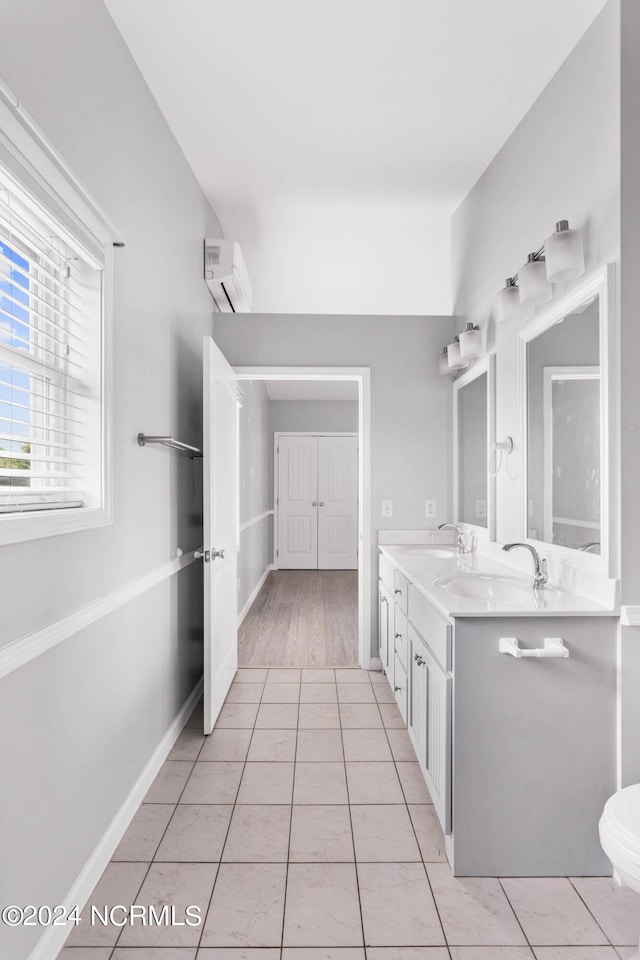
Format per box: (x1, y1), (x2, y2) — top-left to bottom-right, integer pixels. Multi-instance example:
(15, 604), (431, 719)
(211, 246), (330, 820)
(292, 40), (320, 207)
(234, 366), (372, 670)
(274, 432), (358, 571)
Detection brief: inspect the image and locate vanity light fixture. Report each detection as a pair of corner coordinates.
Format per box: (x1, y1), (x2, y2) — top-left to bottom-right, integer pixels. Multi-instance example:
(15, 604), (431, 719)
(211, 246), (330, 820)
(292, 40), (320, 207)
(459, 322), (482, 359)
(447, 335), (468, 370)
(519, 253), (552, 307)
(496, 219), (584, 322)
(544, 220), (585, 282)
(438, 346), (452, 376)
(497, 278), (522, 324)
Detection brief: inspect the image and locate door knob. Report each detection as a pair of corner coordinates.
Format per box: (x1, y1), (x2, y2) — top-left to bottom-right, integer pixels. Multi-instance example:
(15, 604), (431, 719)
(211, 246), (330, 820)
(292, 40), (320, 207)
(211, 548), (225, 560)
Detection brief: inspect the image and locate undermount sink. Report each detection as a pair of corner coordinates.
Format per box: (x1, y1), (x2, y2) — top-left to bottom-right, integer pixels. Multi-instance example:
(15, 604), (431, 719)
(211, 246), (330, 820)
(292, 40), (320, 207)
(433, 572), (533, 601)
(394, 545), (456, 559)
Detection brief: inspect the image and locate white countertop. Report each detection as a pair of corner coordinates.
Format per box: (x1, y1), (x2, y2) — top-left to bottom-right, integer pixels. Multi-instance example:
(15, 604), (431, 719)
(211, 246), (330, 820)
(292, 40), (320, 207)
(380, 545), (619, 618)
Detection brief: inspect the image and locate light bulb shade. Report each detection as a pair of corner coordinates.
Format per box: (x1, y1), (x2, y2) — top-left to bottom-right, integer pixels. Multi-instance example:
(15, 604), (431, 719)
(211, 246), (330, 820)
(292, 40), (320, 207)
(447, 338), (467, 370)
(438, 349), (450, 376)
(519, 256), (552, 307)
(497, 280), (522, 324)
(545, 221), (585, 282)
(459, 326), (482, 358)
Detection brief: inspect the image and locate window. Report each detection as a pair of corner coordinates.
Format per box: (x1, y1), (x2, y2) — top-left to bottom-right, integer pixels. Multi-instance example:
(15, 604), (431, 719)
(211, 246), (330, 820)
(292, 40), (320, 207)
(0, 89), (114, 545)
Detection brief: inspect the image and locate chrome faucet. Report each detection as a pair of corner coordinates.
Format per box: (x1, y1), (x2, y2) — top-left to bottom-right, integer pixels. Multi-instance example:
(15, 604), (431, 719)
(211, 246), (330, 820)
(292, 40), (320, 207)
(438, 523), (468, 557)
(578, 541), (600, 553)
(503, 542), (548, 590)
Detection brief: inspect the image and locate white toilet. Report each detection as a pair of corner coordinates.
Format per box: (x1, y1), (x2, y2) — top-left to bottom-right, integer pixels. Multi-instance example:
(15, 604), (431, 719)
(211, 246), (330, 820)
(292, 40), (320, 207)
(599, 783), (640, 959)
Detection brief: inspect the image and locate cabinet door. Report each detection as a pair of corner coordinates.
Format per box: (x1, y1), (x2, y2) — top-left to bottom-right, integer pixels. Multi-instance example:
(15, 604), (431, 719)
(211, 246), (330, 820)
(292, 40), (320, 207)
(423, 643), (452, 835)
(378, 582), (391, 676)
(408, 628), (427, 767)
(393, 654), (408, 723)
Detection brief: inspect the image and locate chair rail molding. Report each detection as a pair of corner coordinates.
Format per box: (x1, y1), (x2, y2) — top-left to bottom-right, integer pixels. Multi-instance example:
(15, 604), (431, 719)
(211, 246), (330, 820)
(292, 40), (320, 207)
(239, 509), (274, 533)
(0, 551), (198, 680)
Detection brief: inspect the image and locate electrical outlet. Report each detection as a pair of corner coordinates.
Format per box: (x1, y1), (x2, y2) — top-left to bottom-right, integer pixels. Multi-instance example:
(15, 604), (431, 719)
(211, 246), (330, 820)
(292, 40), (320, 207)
(475, 499), (487, 518)
(425, 499), (436, 519)
(381, 499), (393, 518)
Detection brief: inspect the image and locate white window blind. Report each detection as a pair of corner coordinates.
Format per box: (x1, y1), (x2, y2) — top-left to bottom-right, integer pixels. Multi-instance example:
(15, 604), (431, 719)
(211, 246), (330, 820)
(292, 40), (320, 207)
(0, 168), (104, 514)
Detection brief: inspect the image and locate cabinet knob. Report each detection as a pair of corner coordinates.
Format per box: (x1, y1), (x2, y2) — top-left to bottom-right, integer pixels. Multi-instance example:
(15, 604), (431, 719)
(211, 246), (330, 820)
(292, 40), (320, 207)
(414, 654), (425, 666)
(395, 632), (402, 639)
(312, 501), (317, 506)
(394, 685), (402, 692)
(394, 588), (402, 595)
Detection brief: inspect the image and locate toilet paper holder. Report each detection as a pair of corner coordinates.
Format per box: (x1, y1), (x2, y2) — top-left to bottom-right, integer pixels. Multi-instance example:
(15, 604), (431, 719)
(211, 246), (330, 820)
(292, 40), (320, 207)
(499, 637), (569, 659)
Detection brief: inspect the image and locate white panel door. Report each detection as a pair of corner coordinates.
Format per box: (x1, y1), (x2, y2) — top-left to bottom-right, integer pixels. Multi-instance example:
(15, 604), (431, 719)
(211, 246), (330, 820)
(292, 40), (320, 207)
(202, 336), (238, 734)
(277, 435), (318, 569)
(317, 436), (358, 570)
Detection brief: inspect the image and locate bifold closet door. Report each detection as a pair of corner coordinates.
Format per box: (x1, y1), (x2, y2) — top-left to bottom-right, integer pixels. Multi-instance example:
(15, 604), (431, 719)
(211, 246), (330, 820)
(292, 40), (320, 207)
(317, 436), (358, 570)
(277, 435), (319, 569)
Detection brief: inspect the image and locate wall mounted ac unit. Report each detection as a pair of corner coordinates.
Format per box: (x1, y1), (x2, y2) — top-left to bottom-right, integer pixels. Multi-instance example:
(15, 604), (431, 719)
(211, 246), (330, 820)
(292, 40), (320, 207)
(204, 238), (252, 313)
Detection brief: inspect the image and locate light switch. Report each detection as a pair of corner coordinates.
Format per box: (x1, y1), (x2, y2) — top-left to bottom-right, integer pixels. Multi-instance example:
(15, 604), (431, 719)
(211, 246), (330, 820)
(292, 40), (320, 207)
(381, 499), (393, 518)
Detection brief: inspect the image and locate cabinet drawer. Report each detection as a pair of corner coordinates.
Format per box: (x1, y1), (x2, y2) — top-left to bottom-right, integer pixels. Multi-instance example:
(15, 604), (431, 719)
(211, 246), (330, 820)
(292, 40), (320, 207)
(394, 607), (409, 670)
(407, 584), (451, 672)
(393, 569), (409, 615)
(393, 654), (408, 723)
(379, 551), (396, 593)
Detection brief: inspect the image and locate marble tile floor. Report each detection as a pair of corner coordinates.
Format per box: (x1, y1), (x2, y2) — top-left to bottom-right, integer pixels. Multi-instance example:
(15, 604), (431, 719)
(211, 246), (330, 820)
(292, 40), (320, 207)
(58, 668), (639, 960)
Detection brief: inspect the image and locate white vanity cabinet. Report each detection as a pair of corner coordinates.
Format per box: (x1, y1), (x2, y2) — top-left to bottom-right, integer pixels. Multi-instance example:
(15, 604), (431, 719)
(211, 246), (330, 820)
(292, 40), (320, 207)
(378, 548), (618, 878)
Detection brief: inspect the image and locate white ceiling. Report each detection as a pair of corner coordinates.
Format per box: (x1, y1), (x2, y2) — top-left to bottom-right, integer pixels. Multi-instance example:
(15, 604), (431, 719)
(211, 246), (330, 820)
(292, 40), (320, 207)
(104, 0), (607, 315)
(261, 380), (359, 402)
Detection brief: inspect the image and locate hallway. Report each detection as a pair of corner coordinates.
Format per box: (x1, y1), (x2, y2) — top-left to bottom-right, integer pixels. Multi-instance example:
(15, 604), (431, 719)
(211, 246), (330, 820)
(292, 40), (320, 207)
(239, 571), (359, 667)
(59, 668), (638, 958)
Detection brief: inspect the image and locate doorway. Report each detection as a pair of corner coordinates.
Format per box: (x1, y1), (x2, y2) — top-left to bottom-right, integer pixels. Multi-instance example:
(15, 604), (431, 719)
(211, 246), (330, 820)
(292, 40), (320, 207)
(234, 366), (371, 670)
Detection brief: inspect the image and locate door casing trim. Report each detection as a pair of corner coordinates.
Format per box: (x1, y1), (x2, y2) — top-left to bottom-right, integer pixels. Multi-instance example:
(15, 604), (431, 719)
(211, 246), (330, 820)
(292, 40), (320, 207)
(234, 366), (372, 670)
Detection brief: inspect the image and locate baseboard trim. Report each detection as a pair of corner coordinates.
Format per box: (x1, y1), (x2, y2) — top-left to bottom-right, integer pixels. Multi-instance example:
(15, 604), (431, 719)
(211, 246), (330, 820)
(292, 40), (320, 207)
(27, 678), (203, 960)
(0, 552), (198, 680)
(238, 564), (274, 626)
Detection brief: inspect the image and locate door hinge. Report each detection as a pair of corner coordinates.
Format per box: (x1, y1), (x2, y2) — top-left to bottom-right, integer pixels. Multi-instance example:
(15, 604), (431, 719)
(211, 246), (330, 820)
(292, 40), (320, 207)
(276, 549), (279, 556)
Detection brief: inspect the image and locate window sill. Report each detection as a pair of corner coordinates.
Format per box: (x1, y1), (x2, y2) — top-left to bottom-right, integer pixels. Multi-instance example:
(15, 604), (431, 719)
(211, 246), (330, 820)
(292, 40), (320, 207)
(0, 505), (112, 547)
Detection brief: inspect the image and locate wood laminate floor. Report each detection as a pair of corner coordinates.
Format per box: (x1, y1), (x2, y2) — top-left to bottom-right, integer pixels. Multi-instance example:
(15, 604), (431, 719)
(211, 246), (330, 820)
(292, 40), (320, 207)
(238, 570), (358, 667)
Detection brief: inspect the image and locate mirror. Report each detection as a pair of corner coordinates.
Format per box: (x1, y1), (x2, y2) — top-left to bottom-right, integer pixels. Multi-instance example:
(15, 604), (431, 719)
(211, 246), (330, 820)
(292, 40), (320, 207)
(454, 355), (495, 537)
(521, 266), (613, 567)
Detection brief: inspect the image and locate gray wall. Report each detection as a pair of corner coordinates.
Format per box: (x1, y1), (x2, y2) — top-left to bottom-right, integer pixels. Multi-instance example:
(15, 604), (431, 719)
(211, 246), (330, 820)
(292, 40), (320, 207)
(0, 2), (220, 957)
(620, 0), (640, 785)
(270, 399), (359, 434)
(451, 0), (620, 552)
(214, 313), (456, 655)
(238, 380), (273, 615)
(451, 1), (637, 781)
